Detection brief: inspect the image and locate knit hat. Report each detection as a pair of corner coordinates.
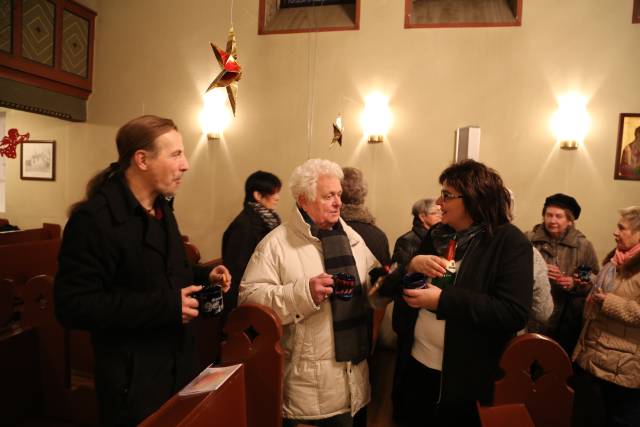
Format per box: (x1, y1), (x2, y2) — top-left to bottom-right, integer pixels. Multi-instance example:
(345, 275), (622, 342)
(544, 193), (581, 220)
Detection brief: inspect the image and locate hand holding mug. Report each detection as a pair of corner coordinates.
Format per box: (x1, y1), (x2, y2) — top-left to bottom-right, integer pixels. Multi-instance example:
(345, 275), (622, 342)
(309, 273), (334, 305)
(547, 264), (562, 281)
(181, 285), (202, 324)
(408, 255), (447, 279)
(209, 265), (232, 292)
(555, 274), (574, 291)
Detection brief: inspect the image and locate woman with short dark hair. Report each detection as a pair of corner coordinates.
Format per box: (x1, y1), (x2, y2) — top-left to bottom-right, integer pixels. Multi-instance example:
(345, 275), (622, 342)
(380, 160), (533, 427)
(222, 170), (282, 311)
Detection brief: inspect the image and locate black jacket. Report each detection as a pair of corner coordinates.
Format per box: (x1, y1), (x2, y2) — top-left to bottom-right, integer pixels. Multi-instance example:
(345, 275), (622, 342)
(392, 221), (428, 268)
(54, 176), (209, 426)
(346, 220), (391, 267)
(384, 223), (533, 408)
(222, 205), (273, 311)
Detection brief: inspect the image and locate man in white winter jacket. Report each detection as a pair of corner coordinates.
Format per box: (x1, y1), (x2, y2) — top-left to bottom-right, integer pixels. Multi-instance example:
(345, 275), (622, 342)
(239, 158), (382, 426)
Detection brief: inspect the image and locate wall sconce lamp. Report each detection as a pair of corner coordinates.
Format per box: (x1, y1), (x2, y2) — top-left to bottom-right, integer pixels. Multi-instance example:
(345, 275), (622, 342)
(361, 92), (392, 143)
(551, 93), (590, 150)
(200, 89), (232, 141)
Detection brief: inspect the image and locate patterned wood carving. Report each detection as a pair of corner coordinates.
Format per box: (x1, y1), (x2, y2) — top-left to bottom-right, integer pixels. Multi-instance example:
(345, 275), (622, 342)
(21, 0), (54, 66)
(61, 9), (87, 77)
(0, 0), (95, 103)
(0, 0), (10, 52)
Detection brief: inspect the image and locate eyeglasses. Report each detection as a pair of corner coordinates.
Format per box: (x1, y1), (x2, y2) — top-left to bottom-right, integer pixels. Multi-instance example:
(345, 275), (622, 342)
(440, 190), (464, 202)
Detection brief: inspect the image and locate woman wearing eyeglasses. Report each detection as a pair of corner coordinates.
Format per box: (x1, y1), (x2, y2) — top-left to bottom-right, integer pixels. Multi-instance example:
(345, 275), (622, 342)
(379, 160), (533, 427)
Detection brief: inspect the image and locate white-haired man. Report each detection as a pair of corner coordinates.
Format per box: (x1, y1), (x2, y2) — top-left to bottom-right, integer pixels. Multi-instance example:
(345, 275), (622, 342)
(239, 158), (383, 426)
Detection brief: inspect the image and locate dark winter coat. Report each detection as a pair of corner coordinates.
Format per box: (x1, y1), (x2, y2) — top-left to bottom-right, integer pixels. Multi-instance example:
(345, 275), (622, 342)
(392, 219), (428, 268)
(54, 176), (209, 426)
(222, 205), (274, 311)
(382, 223), (533, 409)
(341, 203), (391, 266)
(526, 223), (599, 353)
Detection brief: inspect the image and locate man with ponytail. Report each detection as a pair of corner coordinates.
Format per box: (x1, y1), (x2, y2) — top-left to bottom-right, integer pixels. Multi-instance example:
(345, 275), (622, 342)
(54, 115), (231, 426)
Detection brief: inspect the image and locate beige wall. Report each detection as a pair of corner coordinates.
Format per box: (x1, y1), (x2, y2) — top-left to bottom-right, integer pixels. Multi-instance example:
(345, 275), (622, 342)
(2, 0), (638, 263)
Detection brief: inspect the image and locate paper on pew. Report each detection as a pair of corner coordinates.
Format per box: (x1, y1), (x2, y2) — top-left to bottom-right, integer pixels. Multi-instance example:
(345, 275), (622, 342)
(178, 363), (243, 396)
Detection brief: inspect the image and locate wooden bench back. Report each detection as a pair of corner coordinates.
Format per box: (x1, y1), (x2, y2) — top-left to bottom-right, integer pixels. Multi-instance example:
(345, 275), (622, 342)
(0, 223), (61, 245)
(221, 304), (284, 427)
(20, 275), (70, 419)
(478, 333), (573, 427)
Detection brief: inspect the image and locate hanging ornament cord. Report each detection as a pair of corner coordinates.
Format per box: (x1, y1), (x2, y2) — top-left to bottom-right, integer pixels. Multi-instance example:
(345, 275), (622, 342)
(230, 0), (234, 24)
(305, 0), (324, 159)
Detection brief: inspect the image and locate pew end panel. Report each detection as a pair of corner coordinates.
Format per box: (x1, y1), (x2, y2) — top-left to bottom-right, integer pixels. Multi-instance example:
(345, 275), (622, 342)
(477, 333), (573, 427)
(139, 364), (248, 427)
(221, 303), (284, 427)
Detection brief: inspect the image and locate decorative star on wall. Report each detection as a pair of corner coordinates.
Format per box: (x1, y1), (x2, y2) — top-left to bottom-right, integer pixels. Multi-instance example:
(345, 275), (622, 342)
(206, 26), (242, 116)
(1, 128), (29, 159)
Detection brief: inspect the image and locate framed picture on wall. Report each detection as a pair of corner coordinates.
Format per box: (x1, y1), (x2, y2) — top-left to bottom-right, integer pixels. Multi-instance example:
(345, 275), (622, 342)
(614, 114), (640, 180)
(20, 140), (56, 181)
(634, 0), (640, 23)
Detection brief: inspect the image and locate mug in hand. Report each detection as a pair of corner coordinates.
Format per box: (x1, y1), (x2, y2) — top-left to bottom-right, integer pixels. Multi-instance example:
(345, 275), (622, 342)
(193, 282), (224, 317)
(402, 272), (428, 290)
(332, 273), (356, 301)
(576, 265), (593, 283)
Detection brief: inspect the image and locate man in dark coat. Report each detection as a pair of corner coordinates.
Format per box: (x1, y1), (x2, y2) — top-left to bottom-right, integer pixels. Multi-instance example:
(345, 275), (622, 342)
(54, 115), (231, 427)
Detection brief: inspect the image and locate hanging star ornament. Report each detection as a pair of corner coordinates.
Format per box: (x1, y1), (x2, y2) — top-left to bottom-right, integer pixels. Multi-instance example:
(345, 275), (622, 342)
(206, 25), (242, 116)
(1, 128), (29, 159)
(331, 114), (344, 147)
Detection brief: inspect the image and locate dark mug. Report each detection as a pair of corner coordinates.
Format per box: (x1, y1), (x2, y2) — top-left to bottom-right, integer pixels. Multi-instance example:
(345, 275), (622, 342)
(402, 272), (428, 290)
(576, 265), (592, 283)
(193, 282), (224, 317)
(332, 273), (356, 301)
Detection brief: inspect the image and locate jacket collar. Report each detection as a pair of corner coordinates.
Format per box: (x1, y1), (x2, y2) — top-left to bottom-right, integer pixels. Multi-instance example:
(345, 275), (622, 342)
(341, 203), (376, 225)
(412, 222), (428, 240)
(99, 175), (144, 224)
(530, 223), (583, 248)
(99, 174), (172, 224)
(99, 175), (173, 256)
(289, 206), (362, 248)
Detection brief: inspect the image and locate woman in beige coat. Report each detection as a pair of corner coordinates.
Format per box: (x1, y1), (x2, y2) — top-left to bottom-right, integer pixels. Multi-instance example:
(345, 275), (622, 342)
(239, 159), (383, 427)
(573, 206), (640, 427)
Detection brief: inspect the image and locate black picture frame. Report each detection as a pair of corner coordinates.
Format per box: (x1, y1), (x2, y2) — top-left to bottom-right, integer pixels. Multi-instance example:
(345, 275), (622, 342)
(20, 140), (56, 181)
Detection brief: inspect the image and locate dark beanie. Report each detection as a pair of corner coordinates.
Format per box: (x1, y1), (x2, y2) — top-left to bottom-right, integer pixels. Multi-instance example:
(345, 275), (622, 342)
(544, 193), (581, 220)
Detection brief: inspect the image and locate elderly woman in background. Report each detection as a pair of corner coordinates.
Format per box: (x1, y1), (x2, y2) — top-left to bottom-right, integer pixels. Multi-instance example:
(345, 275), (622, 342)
(573, 206), (640, 427)
(222, 171), (282, 312)
(340, 167), (390, 266)
(379, 160), (533, 427)
(526, 193), (599, 355)
(392, 198), (442, 268)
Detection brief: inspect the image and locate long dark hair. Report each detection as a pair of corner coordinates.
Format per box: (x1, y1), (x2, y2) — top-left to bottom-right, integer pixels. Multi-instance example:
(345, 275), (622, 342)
(439, 160), (511, 236)
(68, 115), (177, 216)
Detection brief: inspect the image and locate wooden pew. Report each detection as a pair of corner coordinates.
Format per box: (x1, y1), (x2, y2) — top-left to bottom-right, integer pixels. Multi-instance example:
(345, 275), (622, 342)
(0, 326), (42, 425)
(477, 333), (573, 427)
(0, 275), (68, 425)
(220, 304), (284, 427)
(142, 304), (284, 427)
(0, 238), (60, 304)
(0, 278), (14, 330)
(20, 275), (70, 420)
(140, 364), (248, 427)
(0, 222), (61, 245)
